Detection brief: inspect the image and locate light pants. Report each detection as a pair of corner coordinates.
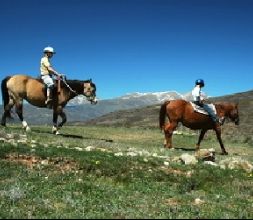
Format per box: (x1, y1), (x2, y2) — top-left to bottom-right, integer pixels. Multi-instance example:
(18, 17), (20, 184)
(41, 75), (54, 88)
(194, 101), (218, 123)
(202, 104), (218, 122)
(41, 75), (54, 101)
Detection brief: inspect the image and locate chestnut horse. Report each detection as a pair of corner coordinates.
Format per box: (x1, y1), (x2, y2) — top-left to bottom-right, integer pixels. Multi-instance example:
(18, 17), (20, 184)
(1, 74), (97, 134)
(159, 99), (239, 155)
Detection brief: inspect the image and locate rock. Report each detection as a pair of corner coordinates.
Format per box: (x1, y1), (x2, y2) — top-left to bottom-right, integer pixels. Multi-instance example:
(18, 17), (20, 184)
(0, 138), (6, 142)
(41, 160), (49, 165)
(114, 152), (124, 157)
(219, 157), (253, 173)
(194, 198), (205, 205)
(180, 153), (198, 165)
(85, 146), (95, 151)
(203, 161), (218, 166)
(75, 147), (83, 151)
(163, 161), (169, 166)
(126, 152), (138, 157)
(195, 148), (215, 162)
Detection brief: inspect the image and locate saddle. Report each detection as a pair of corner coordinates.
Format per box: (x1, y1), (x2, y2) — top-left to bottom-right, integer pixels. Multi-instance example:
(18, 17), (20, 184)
(34, 78), (61, 108)
(37, 77), (62, 96)
(190, 102), (217, 115)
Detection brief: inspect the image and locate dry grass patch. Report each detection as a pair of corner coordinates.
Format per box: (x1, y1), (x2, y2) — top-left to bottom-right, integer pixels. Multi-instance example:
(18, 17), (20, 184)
(4, 153), (79, 172)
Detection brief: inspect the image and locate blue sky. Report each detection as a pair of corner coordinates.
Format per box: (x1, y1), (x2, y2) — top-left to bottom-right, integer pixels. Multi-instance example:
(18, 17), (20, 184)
(0, 0), (252, 100)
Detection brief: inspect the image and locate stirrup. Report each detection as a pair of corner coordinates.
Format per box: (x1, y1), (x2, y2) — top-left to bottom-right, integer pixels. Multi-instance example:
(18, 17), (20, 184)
(215, 118), (223, 126)
(218, 117), (225, 125)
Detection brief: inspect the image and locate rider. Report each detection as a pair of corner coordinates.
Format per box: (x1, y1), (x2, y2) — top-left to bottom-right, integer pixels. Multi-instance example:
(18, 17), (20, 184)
(192, 79), (224, 125)
(40, 46), (62, 107)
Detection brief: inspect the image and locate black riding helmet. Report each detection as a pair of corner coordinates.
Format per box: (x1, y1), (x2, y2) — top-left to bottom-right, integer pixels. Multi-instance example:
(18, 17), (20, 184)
(195, 79), (205, 87)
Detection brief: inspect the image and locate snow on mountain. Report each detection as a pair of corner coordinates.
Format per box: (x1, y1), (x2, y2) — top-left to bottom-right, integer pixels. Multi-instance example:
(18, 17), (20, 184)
(68, 95), (90, 105)
(68, 91), (191, 106)
(118, 91), (185, 104)
(61, 90), (194, 123)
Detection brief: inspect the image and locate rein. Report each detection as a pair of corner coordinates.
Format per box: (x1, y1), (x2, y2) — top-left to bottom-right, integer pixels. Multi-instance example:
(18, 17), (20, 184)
(59, 76), (78, 95)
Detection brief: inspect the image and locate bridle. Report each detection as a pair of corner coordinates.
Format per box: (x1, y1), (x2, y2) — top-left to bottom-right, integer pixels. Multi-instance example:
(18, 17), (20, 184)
(58, 76), (97, 104)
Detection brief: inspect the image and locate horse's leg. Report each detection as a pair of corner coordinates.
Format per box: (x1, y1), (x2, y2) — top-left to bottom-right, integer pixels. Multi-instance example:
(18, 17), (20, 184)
(58, 111), (67, 128)
(196, 129), (207, 151)
(52, 110), (59, 135)
(214, 126), (228, 155)
(15, 101), (31, 132)
(1, 96), (15, 126)
(52, 106), (66, 135)
(163, 122), (177, 149)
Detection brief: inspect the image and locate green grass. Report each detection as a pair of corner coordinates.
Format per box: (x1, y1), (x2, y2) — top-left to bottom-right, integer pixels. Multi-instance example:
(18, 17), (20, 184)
(0, 125), (252, 218)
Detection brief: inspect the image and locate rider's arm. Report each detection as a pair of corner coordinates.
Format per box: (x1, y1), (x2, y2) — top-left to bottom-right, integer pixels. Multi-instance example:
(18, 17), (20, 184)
(48, 66), (61, 77)
(200, 91), (208, 102)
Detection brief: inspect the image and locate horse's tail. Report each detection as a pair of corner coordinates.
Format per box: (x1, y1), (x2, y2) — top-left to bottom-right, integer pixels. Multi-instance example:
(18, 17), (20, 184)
(159, 101), (170, 130)
(1, 76), (12, 118)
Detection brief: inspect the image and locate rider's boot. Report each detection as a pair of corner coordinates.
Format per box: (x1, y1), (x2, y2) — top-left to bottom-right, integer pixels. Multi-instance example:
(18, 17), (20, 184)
(218, 116), (225, 125)
(214, 116), (225, 126)
(45, 87), (53, 108)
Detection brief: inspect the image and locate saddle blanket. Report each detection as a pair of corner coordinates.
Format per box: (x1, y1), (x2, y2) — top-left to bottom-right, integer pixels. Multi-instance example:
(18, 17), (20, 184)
(190, 102), (217, 115)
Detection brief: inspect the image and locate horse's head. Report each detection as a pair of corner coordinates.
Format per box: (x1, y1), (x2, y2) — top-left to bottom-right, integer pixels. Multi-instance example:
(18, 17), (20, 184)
(83, 79), (97, 105)
(229, 103), (240, 125)
(224, 103), (240, 125)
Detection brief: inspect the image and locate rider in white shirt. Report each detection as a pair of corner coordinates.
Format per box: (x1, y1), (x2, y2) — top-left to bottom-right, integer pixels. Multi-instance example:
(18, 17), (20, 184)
(192, 79), (224, 125)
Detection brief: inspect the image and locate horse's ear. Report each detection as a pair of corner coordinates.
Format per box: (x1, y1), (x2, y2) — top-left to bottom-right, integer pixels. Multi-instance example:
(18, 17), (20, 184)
(89, 78), (92, 82)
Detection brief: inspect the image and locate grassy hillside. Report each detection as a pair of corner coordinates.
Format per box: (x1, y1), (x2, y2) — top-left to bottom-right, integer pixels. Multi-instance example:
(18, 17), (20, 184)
(0, 125), (252, 218)
(84, 104), (161, 128)
(211, 90), (253, 143)
(84, 90), (253, 145)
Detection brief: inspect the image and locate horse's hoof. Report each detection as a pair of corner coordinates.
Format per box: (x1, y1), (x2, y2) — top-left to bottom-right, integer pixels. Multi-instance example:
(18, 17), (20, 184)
(52, 129), (60, 135)
(22, 125), (31, 132)
(221, 151), (228, 155)
(52, 126), (58, 134)
(164, 145), (173, 149)
(52, 130), (58, 135)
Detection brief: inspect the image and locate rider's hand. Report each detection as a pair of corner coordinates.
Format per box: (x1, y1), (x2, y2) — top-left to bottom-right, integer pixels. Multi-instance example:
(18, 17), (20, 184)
(57, 73), (63, 78)
(202, 99), (208, 104)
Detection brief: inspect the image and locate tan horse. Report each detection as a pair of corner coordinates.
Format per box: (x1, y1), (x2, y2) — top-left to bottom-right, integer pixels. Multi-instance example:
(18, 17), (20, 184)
(159, 99), (239, 155)
(1, 74), (97, 134)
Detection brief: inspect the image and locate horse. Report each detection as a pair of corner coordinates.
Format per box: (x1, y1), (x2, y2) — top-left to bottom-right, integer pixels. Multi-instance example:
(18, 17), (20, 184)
(159, 99), (239, 155)
(1, 74), (97, 134)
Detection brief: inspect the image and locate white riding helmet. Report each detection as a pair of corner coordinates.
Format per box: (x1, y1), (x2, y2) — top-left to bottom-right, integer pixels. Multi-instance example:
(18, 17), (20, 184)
(43, 46), (56, 54)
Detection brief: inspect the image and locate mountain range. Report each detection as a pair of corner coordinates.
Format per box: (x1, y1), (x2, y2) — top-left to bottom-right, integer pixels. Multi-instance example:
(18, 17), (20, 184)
(0, 90), (252, 131)
(0, 91), (193, 125)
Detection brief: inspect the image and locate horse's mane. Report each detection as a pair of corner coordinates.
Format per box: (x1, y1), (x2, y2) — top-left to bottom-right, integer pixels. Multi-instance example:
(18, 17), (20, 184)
(64, 80), (86, 92)
(214, 101), (238, 107)
(64, 79), (96, 92)
(66, 79), (94, 86)
(214, 101), (238, 114)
